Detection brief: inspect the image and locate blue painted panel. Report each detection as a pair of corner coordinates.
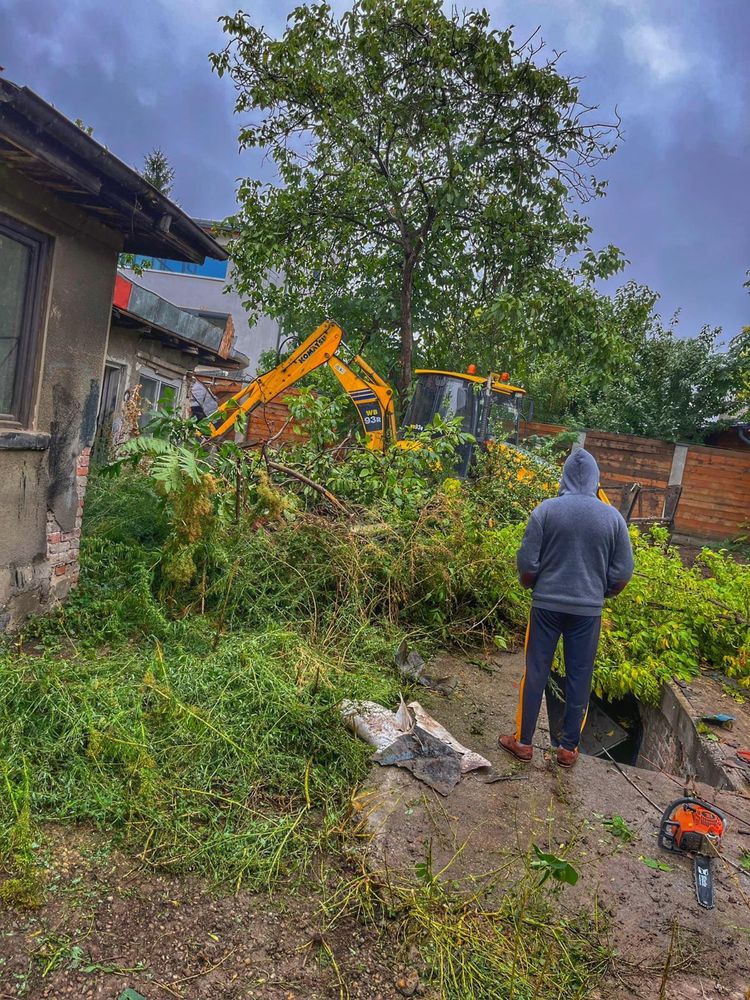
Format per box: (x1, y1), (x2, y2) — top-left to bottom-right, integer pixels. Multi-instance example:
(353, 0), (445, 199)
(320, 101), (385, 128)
(126, 254), (228, 280)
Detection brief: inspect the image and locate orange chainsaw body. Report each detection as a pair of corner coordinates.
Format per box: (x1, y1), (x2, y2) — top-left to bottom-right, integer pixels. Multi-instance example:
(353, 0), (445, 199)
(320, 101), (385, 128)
(667, 802), (724, 850)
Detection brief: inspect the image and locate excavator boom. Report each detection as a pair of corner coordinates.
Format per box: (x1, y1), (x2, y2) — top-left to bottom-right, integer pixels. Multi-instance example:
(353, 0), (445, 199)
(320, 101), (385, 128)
(327, 353), (396, 451)
(206, 320), (344, 439)
(205, 320), (396, 450)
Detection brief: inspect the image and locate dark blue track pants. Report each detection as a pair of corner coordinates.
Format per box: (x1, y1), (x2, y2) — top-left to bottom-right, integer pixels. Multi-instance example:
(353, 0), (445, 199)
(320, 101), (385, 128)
(515, 607), (602, 751)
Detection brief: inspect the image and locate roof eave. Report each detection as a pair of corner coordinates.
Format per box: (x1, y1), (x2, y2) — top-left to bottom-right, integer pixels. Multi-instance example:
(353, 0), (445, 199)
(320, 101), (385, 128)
(0, 78), (228, 264)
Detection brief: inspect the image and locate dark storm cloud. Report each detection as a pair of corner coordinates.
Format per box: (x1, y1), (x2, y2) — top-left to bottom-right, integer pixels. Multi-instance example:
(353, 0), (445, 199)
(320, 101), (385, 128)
(1, 0), (747, 338)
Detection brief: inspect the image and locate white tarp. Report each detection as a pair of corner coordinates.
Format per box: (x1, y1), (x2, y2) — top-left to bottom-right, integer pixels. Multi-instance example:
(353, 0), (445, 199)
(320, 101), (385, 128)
(341, 697), (490, 774)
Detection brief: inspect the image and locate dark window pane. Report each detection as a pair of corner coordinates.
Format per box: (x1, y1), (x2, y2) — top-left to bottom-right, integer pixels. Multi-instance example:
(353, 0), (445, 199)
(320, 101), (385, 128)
(0, 231), (31, 415)
(138, 374), (178, 428)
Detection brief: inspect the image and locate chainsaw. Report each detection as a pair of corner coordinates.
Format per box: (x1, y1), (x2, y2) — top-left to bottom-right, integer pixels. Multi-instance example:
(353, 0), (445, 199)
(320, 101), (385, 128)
(658, 797), (727, 908)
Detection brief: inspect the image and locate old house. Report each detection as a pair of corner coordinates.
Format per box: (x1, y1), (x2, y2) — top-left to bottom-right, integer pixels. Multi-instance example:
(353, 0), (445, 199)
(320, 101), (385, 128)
(0, 78), (232, 628)
(97, 271), (247, 454)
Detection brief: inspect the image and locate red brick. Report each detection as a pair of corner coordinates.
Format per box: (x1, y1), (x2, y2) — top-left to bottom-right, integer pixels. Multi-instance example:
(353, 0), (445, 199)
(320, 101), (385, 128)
(54, 565), (67, 576)
(48, 532), (61, 544)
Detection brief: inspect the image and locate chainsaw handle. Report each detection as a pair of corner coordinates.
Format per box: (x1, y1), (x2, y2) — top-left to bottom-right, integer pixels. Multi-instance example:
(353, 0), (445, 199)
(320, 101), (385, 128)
(662, 797), (727, 826)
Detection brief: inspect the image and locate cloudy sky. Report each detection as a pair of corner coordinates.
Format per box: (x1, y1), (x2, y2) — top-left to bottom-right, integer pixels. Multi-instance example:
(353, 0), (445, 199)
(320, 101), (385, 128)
(1, 0), (748, 340)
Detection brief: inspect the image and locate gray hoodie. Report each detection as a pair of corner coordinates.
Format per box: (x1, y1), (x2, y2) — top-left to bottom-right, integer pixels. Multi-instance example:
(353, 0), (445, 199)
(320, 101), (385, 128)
(516, 449), (634, 616)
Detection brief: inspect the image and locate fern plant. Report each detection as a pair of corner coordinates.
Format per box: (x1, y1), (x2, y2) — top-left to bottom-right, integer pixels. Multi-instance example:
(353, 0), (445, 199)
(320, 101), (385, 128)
(111, 436), (206, 494)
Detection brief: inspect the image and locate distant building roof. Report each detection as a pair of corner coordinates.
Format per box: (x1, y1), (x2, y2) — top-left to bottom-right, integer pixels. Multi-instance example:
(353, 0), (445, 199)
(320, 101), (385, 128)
(0, 77), (228, 265)
(113, 273), (248, 370)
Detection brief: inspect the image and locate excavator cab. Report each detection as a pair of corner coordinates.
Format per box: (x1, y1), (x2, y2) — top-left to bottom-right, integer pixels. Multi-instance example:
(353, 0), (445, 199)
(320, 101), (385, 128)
(401, 369), (527, 477)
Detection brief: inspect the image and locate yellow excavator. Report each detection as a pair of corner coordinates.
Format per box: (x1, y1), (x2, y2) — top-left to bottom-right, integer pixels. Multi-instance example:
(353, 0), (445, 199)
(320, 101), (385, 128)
(206, 319), (528, 475)
(203, 319), (613, 502)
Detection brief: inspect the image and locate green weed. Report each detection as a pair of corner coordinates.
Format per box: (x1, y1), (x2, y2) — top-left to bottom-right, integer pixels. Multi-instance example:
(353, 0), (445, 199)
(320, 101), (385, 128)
(602, 815), (636, 843)
(324, 849), (610, 1000)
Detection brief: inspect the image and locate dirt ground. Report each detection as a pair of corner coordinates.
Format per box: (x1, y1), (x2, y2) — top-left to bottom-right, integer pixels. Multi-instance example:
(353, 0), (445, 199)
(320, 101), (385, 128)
(362, 650), (750, 999)
(2, 650), (749, 999)
(676, 672), (750, 788)
(0, 830), (404, 1000)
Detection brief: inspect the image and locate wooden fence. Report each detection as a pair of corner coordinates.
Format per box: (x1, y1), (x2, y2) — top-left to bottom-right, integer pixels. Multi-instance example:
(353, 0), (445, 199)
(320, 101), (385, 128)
(212, 388), (310, 448)
(522, 421), (749, 541)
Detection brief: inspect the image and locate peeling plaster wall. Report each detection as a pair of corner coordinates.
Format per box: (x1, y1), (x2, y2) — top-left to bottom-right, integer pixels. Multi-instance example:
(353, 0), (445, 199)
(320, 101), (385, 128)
(0, 166), (120, 628)
(106, 322), (198, 404)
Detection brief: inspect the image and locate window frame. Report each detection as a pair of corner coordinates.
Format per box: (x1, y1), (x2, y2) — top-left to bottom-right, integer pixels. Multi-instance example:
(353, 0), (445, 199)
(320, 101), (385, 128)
(0, 212), (51, 429)
(136, 367), (182, 429)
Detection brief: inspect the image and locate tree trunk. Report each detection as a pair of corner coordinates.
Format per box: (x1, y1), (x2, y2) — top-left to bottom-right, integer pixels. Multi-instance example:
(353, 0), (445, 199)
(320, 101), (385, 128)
(398, 252), (417, 400)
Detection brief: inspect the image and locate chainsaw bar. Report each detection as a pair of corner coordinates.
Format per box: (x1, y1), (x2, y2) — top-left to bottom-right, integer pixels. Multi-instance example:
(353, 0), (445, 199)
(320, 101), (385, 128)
(694, 854), (714, 909)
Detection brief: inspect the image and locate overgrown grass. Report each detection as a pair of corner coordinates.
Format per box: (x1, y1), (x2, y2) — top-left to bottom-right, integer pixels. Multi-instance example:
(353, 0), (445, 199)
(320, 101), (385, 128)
(324, 852), (611, 1000)
(2, 425), (748, 910)
(0, 476), (406, 894)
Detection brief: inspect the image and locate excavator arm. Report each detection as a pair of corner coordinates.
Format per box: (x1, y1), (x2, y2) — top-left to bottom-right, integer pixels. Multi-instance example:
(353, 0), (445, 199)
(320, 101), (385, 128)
(205, 320), (396, 450)
(327, 353), (396, 452)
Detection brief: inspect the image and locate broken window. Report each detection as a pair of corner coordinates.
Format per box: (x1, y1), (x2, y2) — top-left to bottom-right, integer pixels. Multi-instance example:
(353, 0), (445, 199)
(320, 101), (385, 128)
(0, 213), (49, 426)
(92, 363), (124, 464)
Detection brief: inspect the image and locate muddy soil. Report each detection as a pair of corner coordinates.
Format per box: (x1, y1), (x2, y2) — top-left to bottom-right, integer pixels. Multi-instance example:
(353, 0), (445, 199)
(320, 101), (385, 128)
(0, 829), (404, 1000)
(362, 650), (750, 999)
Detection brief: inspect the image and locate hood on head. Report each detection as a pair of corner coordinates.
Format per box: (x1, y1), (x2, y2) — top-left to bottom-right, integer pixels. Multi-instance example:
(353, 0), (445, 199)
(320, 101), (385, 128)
(559, 448), (600, 496)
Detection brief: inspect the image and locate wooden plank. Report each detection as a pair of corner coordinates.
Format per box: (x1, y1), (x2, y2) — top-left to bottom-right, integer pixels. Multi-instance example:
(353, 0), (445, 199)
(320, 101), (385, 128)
(685, 494), (747, 514)
(684, 455), (750, 471)
(588, 441), (674, 458)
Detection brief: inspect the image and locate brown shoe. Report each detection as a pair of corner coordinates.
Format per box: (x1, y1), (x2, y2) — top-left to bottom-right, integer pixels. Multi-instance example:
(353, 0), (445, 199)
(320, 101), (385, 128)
(498, 735), (533, 762)
(557, 746), (579, 768)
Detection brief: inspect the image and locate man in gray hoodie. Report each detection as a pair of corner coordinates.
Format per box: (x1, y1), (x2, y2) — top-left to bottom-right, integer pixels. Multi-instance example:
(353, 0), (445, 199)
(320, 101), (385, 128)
(499, 448), (634, 767)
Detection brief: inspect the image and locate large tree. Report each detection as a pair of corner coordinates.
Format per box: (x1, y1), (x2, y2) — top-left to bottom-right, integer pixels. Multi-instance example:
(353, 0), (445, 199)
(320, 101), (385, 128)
(212, 0), (622, 396)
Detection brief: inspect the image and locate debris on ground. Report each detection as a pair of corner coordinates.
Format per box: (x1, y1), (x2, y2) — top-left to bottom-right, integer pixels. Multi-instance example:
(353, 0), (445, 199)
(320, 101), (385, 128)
(700, 713), (736, 730)
(341, 697), (490, 793)
(394, 639), (458, 694)
(374, 725), (463, 795)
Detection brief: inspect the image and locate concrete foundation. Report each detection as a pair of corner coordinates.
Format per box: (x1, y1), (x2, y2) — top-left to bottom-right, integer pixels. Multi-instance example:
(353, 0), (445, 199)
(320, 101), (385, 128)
(636, 681), (736, 790)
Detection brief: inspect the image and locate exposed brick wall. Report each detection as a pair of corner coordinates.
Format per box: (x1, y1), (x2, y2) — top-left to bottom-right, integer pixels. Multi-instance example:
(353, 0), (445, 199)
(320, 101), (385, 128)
(46, 446), (90, 598)
(637, 683), (734, 791)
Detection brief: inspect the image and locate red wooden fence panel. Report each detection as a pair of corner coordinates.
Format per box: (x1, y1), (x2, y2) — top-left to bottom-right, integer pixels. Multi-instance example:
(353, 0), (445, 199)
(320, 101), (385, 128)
(675, 446), (750, 539)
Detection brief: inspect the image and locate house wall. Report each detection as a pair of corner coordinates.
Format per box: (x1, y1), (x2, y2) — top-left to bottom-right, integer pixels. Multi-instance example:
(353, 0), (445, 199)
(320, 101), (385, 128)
(106, 324), (195, 401)
(130, 265), (279, 375)
(0, 165), (120, 628)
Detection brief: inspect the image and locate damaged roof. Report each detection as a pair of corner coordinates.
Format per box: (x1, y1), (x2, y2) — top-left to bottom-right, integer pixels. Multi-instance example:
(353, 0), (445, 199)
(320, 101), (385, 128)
(113, 273), (248, 371)
(0, 77), (228, 265)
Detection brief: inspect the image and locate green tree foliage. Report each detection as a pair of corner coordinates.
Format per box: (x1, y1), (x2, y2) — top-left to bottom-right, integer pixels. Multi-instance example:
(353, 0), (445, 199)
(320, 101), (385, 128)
(211, 0), (623, 396)
(511, 274), (746, 443)
(141, 147), (176, 198)
(468, 278), (658, 408)
(579, 322), (741, 442)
